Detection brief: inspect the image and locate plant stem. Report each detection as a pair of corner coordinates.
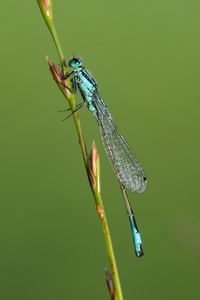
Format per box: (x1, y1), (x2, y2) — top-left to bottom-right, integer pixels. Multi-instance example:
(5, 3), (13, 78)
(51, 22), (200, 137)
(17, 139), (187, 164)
(38, 1), (123, 298)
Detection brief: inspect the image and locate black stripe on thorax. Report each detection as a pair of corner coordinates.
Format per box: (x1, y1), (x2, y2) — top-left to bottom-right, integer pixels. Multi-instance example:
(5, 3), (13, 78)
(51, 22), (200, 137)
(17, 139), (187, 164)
(80, 68), (97, 87)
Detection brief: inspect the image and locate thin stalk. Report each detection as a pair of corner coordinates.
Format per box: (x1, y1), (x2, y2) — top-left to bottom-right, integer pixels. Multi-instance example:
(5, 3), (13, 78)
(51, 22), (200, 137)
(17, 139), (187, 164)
(90, 142), (123, 299)
(94, 191), (123, 299)
(37, 1), (123, 299)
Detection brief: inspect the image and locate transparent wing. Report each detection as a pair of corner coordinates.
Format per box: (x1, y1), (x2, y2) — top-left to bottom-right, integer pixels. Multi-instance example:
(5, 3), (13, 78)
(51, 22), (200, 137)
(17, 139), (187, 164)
(93, 92), (147, 193)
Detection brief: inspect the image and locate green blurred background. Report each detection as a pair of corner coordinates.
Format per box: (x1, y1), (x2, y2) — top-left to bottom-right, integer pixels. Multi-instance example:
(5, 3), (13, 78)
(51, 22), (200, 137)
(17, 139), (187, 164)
(1, 0), (200, 299)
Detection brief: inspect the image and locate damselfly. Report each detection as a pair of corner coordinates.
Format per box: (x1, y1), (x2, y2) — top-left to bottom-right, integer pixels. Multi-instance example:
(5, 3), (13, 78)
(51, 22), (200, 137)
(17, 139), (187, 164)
(63, 58), (147, 257)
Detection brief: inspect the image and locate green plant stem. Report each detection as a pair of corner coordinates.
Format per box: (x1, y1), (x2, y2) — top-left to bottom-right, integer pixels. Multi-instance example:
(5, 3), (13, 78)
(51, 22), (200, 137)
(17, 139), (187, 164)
(72, 112), (88, 167)
(94, 191), (123, 300)
(48, 22), (65, 63)
(38, 2), (123, 299)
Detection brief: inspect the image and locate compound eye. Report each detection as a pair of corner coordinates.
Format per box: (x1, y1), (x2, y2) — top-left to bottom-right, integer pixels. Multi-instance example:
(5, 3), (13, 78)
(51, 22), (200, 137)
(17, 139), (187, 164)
(73, 58), (80, 65)
(68, 58), (82, 68)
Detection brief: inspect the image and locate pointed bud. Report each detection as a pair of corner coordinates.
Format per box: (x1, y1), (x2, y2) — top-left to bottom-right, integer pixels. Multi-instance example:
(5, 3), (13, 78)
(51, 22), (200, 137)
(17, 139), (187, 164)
(89, 141), (100, 194)
(46, 56), (60, 80)
(37, 0), (52, 23)
(105, 268), (117, 300)
(46, 57), (71, 98)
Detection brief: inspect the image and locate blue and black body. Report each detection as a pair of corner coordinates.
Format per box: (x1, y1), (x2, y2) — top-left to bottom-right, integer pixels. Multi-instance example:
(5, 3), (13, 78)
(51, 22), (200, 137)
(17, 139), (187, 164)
(64, 58), (147, 258)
